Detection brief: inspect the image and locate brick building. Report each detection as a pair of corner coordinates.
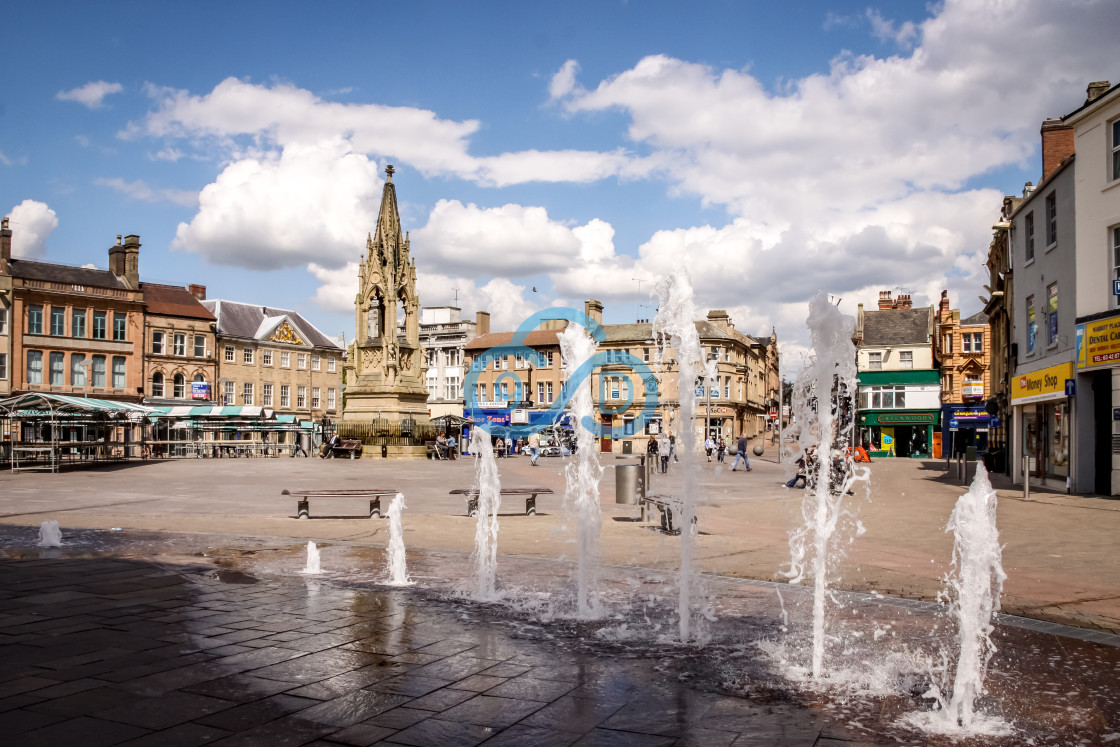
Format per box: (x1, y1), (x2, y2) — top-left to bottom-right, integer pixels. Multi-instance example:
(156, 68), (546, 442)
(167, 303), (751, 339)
(142, 283), (218, 405)
(936, 290), (992, 457)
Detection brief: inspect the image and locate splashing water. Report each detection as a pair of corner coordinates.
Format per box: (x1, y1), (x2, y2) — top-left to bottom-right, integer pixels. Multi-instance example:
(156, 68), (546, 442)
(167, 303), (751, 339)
(653, 269), (704, 642)
(38, 520), (62, 548)
(470, 427), (502, 601)
(560, 322), (604, 618)
(783, 291), (865, 679)
(920, 463), (1008, 733)
(386, 493), (412, 586)
(302, 540), (321, 574)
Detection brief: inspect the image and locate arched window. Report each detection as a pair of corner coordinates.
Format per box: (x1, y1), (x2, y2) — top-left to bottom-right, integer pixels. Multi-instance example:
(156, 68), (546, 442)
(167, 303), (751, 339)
(173, 373), (186, 399)
(367, 292), (383, 339)
(152, 371), (164, 397)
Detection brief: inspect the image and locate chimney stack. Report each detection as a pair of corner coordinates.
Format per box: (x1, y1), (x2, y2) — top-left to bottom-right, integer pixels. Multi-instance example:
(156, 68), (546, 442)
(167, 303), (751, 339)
(878, 291), (893, 310)
(108, 235), (125, 278)
(1086, 80), (1111, 103)
(121, 234), (141, 290)
(896, 294), (912, 310)
(475, 311), (490, 337)
(939, 289), (950, 319)
(706, 309), (732, 331)
(1040, 118), (1075, 182)
(0, 217), (11, 275)
(584, 298), (603, 325)
(188, 284), (206, 301)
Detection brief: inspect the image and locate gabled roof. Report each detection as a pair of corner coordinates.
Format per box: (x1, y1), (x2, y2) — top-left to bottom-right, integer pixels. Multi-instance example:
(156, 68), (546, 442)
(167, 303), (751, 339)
(143, 283), (216, 321)
(961, 310), (988, 326)
(862, 307), (932, 346)
(200, 299), (341, 350)
(8, 258), (127, 289)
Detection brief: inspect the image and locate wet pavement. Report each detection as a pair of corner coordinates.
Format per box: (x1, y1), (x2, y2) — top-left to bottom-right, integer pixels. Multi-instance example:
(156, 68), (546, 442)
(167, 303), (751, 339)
(1, 528), (1118, 746)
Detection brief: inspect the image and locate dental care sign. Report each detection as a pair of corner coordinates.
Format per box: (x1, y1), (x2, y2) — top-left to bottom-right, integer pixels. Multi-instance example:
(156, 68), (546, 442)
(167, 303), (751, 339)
(1011, 361), (1074, 405)
(1076, 312), (1120, 369)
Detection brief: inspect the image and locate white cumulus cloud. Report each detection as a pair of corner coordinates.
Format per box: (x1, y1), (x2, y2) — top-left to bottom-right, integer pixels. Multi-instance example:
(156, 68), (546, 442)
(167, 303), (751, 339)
(7, 200), (58, 258)
(56, 81), (123, 109)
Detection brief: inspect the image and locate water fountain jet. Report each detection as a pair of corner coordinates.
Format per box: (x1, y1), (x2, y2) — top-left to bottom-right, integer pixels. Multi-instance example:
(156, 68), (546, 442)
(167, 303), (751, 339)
(386, 492), (412, 586)
(302, 540), (321, 574)
(470, 427), (502, 601)
(38, 520), (62, 548)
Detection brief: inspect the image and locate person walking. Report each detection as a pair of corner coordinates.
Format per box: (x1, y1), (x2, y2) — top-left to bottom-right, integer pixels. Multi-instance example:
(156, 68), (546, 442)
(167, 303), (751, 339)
(291, 435), (308, 458)
(717, 437), (726, 463)
(658, 433), (671, 474)
(730, 433), (752, 472)
(528, 431), (541, 466)
(705, 436), (714, 462)
(669, 431), (678, 463)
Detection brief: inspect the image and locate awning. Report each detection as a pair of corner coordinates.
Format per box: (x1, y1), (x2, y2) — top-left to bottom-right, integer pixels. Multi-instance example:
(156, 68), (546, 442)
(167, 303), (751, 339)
(0, 393), (158, 417)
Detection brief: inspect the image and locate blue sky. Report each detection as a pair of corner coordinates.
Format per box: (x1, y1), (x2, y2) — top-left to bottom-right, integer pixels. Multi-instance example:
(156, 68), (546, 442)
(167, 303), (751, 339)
(2, 0), (1116, 355)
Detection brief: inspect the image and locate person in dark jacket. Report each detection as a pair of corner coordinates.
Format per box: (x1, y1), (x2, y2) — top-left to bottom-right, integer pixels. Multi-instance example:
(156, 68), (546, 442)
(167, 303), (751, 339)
(730, 434), (752, 472)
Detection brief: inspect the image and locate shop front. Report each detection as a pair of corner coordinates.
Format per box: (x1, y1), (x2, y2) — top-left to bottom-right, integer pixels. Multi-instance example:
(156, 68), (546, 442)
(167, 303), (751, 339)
(857, 410), (939, 458)
(940, 404), (992, 459)
(1011, 360), (1073, 490)
(1074, 312), (1120, 494)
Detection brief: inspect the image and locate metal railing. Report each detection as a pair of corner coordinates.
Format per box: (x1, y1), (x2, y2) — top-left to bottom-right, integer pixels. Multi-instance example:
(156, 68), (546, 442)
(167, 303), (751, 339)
(338, 419), (439, 446)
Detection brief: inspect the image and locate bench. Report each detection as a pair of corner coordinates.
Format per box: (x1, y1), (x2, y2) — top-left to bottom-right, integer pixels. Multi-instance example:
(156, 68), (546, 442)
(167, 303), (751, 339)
(425, 441), (446, 460)
(281, 488), (401, 519)
(640, 494), (698, 535)
(323, 439), (363, 459)
(449, 487), (555, 517)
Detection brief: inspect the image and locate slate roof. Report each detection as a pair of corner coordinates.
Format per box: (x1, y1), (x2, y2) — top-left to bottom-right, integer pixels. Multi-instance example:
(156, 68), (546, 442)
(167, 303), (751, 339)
(200, 299), (341, 350)
(862, 307), (932, 346)
(142, 284), (215, 321)
(8, 258), (127, 289)
(960, 310), (988, 326)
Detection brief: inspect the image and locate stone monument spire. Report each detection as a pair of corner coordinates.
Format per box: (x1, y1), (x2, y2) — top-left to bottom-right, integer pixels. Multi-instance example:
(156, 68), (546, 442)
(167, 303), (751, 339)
(342, 166), (430, 429)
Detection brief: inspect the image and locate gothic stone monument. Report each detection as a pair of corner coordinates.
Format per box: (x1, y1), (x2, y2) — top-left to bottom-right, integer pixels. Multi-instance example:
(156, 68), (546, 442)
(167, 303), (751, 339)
(341, 166), (430, 452)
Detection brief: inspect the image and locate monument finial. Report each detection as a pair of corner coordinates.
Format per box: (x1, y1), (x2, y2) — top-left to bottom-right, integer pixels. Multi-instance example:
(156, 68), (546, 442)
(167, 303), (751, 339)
(385, 164), (395, 182)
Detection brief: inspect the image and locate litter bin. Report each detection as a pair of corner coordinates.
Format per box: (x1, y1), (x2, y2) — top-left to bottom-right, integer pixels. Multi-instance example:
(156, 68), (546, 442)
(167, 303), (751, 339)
(615, 463), (643, 505)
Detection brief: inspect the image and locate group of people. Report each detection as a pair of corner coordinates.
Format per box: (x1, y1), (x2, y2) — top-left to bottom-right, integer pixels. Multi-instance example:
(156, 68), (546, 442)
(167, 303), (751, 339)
(434, 431), (458, 459)
(647, 432), (753, 473)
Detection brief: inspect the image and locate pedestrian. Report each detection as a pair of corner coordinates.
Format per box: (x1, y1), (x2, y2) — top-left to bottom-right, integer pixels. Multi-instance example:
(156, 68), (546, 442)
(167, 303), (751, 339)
(717, 437), (726, 463)
(730, 433), (752, 472)
(291, 435), (308, 458)
(647, 433), (659, 464)
(194, 435), (203, 459)
(495, 435), (506, 458)
(447, 433), (457, 460)
(505, 436), (514, 456)
(528, 431), (541, 466)
(669, 431), (678, 462)
(658, 433), (671, 473)
(705, 436), (714, 462)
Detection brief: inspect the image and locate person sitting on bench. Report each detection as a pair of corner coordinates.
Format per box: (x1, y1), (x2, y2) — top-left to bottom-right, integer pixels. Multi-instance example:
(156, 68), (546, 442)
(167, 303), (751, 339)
(320, 433), (341, 459)
(436, 432), (449, 459)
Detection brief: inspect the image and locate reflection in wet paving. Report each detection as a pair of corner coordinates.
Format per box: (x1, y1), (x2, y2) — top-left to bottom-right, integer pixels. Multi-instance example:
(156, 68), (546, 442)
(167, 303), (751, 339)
(0, 525), (1117, 745)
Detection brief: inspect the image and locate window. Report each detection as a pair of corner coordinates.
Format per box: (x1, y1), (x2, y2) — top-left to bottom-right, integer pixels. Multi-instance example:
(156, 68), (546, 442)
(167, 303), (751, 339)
(971, 333), (983, 352)
(312, 355), (321, 371)
(478, 383), (488, 401)
(280, 385), (290, 408)
(50, 307), (65, 336)
(151, 371), (164, 397)
(71, 309), (86, 338)
(610, 377), (620, 400)
(327, 357), (336, 373)
(91, 356), (106, 388)
(297, 386), (306, 408)
(224, 346), (235, 363)
(27, 305), (43, 334)
(262, 384), (273, 407)
(499, 382), (509, 400)
(546, 381), (554, 403)
(547, 351), (555, 368)
(0, 353), (6, 381)
(963, 334), (972, 353)
(724, 376), (730, 399)
(493, 357), (500, 371)
(93, 311), (107, 340)
(297, 353), (307, 370)
(859, 385), (907, 410)
(242, 382), (253, 405)
(537, 381), (545, 404)
(1114, 226), (1120, 308)
(243, 348), (254, 364)
(444, 377), (459, 400)
(173, 373), (185, 398)
(111, 357), (125, 388)
(1026, 295), (1037, 354)
(944, 373), (953, 394)
(311, 387), (320, 409)
(194, 335), (206, 357)
(152, 331), (165, 355)
(280, 351), (290, 368)
(259, 349), (271, 366)
(174, 333), (186, 356)
(49, 352), (64, 385)
(868, 352), (883, 370)
(1113, 119), (1120, 181)
(943, 334), (953, 355)
(223, 381), (235, 405)
(1047, 282), (1059, 346)
(1025, 212), (1035, 262)
(71, 354), (86, 387)
(114, 314), (127, 341)
(327, 388), (336, 410)
(1045, 192), (1057, 246)
(26, 350), (42, 384)
(193, 373), (205, 397)
(0, 307), (6, 334)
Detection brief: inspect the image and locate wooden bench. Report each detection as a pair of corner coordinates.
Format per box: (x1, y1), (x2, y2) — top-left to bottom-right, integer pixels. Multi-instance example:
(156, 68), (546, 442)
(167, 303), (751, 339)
(425, 441), (446, 460)
(449, 487), (555, 517)
(281, 488), (400, 519)
(323, 439), (363, 459)
(640, 494), (698, 535)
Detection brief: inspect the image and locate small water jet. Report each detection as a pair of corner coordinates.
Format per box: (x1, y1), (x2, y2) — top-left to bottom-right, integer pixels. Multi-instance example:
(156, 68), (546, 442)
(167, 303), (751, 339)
(302, 540), (321, 574)
(470, 427), (502, 601)
(386, 492), (412, 586)
(37, 520), (61, 548)
(653, 270), (705, 642)
(559, 322), (603, 618)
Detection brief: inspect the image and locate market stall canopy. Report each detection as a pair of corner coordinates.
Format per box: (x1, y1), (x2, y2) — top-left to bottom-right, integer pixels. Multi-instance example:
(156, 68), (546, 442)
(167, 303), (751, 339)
(0, 393), (159, 418)
(431, 414), (476, 427)
(149, 405), (272, 418)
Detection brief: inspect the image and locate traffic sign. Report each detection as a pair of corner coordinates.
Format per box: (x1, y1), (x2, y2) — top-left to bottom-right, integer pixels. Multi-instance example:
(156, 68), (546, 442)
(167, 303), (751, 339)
(1065, 379), (1076, 396)
(949, 418), (959, 428)
(1114, 279), (1120, 295)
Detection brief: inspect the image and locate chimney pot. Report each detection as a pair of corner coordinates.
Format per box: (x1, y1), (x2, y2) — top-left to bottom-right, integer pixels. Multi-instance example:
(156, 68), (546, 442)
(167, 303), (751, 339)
(1086, 80), (1111, 103)
(1, 216), (11, 274)
(188, 284), (207, 301)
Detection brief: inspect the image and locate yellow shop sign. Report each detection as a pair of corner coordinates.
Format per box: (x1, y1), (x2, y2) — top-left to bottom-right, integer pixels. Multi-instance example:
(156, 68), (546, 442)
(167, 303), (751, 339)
(1011, 361), (1073, 403)
(1076, 314), (1120, 369)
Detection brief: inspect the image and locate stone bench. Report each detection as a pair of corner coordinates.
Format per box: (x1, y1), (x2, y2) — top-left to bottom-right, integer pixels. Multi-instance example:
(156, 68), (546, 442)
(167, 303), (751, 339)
(449, 487), (555, 517)
(281, 488), (400, 519)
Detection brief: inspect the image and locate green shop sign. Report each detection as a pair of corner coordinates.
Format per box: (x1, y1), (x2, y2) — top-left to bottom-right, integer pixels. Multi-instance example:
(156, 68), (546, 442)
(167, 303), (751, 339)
(860, 411), (939, 425)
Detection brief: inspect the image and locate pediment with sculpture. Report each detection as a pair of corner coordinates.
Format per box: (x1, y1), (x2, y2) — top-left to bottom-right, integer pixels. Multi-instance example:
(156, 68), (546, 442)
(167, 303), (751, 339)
(269, 321), (305, 345)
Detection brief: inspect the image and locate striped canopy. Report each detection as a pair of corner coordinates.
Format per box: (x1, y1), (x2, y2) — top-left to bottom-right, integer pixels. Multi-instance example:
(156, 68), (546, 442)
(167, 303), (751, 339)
(0, 393), (159, 417)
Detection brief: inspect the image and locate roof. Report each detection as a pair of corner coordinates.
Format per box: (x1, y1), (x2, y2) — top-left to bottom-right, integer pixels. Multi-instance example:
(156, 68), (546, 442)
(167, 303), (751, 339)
(0, 393), (158, 416)
(8, 258), (127, 290)
(861, 307), (932, 346)
(960, 310), (988, 326)
(200, 299), (341, 350)
(143, 284), (216, 321)
(466, 329), (562, 350)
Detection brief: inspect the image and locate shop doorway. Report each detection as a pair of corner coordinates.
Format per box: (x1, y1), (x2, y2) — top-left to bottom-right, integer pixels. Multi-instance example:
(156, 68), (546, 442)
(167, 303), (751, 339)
(1094, 371), (1112, 494)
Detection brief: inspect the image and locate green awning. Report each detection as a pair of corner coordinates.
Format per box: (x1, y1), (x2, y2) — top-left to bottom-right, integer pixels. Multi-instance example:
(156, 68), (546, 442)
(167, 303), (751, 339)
(857, 370), (942, 386)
